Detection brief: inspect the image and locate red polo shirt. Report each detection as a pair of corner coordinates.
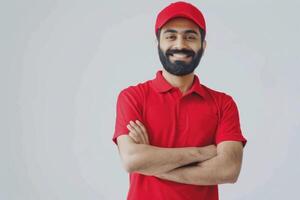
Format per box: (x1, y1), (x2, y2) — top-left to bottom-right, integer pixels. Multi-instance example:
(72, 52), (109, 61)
(112, 70), (247, 200)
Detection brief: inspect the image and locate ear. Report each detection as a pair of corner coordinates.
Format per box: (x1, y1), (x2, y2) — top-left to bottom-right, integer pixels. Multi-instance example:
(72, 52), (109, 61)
(202, 40), (207, 50)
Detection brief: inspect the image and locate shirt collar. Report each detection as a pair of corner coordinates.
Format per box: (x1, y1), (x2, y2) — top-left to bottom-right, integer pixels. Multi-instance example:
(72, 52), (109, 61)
(151, 70), (206, 98)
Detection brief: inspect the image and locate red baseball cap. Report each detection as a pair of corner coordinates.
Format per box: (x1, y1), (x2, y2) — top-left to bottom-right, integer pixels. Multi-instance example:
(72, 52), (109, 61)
(155, 1), (206, 35)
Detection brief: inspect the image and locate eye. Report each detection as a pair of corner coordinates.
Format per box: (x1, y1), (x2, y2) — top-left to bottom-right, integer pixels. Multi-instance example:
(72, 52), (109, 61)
(165, 35), (176, 40)
(186, 35), (196, 40)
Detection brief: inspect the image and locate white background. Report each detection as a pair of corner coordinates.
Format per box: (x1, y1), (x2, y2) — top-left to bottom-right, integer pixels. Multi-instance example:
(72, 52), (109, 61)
(1, 0), (299, 199)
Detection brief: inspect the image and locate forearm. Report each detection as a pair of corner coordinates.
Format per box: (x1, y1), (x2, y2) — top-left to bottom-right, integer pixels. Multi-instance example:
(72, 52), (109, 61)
(155, 155), (233, 185)
(127, 144), (216, 176)
(155, 143), (243, 185)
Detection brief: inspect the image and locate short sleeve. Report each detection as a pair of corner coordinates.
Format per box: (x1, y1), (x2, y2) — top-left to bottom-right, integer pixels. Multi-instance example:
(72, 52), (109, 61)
(215, 94), (247, 147)
(112, 89), (143, 146)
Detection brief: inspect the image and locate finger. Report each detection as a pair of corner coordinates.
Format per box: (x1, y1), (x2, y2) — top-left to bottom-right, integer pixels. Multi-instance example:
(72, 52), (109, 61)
(130, 120), (147, 144)
(128, 131), (140, 144)
(135, 120), (150, 144)
(129, 120), (143, 133)
(127, 124), (138, 137)
(135, 120), (147, 133)
(127, 124), (144, 144)
(129, 121), (147, 144)
(127, 125), (142, 144)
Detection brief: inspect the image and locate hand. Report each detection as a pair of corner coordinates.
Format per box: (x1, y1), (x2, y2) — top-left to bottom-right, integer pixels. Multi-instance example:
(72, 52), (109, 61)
(126, 120), (150, 145)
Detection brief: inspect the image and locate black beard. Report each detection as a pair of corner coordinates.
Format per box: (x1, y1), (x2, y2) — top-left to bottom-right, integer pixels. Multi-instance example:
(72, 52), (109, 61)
(158, 44), (204, 76)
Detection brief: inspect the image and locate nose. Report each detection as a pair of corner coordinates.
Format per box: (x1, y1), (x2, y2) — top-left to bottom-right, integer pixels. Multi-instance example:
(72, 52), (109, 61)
(174, 35), (188, 50)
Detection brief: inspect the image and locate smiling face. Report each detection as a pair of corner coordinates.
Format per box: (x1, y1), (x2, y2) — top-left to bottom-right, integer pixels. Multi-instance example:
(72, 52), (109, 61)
(157, 17), (206, 76)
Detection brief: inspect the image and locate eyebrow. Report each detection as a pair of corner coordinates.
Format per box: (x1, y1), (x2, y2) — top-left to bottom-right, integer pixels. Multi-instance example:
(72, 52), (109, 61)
(162, 29), (199, 35)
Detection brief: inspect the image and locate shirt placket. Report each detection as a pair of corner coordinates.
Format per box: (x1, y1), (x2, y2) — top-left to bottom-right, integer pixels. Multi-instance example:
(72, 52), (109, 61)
(175, 89), (187, 136)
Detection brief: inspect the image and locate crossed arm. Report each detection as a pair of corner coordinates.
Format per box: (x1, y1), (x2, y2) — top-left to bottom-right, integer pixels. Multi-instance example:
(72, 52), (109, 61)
(116, 120), (244, 185)
(154, 140), (243, 185)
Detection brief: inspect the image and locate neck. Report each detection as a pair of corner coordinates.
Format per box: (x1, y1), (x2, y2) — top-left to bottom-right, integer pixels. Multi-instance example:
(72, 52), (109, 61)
(162, 69), (194, 94)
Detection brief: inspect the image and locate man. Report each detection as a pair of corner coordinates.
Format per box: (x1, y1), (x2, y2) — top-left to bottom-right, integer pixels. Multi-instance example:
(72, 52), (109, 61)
(112, 1), (247, 200)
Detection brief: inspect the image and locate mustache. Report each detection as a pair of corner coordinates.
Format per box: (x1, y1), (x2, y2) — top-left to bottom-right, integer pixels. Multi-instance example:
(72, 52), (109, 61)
(165, 49), (195, 57)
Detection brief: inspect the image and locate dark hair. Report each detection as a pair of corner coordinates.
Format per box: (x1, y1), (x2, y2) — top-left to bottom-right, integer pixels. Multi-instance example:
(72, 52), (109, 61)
(156, 27), (206, 43)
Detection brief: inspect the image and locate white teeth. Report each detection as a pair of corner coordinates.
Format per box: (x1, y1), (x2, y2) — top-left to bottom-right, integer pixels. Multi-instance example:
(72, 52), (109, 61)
(172, 53), (188, 58)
